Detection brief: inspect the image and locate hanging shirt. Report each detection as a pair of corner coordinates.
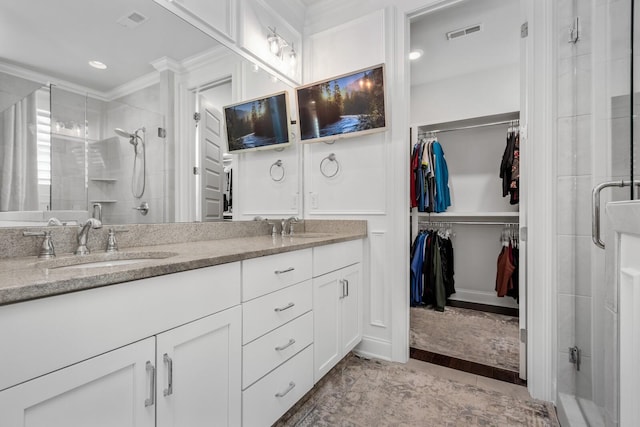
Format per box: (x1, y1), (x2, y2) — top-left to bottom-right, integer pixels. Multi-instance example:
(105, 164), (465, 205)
(495, 243), (515, 297)
(410, 232), (427, 306)
(431, 141), (451, 213)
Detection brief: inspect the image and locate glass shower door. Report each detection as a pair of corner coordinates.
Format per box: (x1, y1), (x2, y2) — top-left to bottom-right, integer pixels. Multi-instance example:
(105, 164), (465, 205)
(587, 0), (636, 425)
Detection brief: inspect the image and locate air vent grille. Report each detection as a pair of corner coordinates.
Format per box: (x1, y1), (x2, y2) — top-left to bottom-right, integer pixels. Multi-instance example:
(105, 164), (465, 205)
(117, 11), (149, 29)
(446, 24), (482, 40)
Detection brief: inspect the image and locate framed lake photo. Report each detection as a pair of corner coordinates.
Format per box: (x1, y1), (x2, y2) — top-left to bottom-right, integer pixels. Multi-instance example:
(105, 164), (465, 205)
(296, 64), (386, 143)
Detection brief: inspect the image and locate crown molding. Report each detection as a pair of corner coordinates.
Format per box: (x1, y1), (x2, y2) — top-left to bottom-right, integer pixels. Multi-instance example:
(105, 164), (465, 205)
(0, 61), (110, 101)
(181, 45), (232, 72)
(150, 56), (184, 73)
(104, 70), (161, 101)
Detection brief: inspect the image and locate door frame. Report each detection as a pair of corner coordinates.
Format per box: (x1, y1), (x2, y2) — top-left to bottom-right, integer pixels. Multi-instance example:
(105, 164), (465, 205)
(401, 0), (556, 401)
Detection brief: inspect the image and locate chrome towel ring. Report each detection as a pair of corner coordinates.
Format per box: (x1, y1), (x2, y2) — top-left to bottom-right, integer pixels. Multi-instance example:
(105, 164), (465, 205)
(270, 160), (285, 182)
(320, 153), (340, 178)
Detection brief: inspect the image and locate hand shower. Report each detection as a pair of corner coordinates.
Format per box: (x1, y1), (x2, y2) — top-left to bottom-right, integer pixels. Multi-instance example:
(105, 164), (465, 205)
(114, 127), (146, 198)
(114, 127), (144, 154)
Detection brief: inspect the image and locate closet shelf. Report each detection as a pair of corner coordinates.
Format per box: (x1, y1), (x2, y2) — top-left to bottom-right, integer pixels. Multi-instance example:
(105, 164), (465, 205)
(414, 211), (519, 218)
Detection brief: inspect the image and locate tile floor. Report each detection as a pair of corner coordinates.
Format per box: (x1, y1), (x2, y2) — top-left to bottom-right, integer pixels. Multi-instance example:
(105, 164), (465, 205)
(276, 355), (558, 426)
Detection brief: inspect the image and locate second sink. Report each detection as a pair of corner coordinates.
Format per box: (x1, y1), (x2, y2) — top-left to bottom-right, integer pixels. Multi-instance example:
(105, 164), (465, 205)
(39, 251), (177, 271)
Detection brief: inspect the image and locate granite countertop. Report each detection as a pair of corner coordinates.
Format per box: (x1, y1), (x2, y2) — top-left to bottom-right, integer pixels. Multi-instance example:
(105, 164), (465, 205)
(0, 223), (366, 306)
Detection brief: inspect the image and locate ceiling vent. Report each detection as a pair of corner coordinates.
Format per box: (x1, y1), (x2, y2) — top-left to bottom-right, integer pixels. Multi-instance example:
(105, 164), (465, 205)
(446, 23), (482, 40)
(117, 11), (149, 29)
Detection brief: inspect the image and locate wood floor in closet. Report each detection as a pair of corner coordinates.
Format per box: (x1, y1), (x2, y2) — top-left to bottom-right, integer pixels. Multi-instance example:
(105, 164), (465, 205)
(410, 304), (522, 384)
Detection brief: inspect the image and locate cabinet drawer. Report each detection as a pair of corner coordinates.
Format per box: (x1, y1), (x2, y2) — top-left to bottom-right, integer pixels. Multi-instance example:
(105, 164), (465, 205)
(242, 311), (313, 389)
(242, 344), (313, 427)
(243, 280), (312, 344)
(242, 249), (312, 301)
(313, 240), (362, 277)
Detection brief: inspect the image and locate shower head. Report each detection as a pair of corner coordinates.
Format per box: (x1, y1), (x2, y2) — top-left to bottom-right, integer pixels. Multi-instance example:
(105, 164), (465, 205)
(114, 127), (145, 151)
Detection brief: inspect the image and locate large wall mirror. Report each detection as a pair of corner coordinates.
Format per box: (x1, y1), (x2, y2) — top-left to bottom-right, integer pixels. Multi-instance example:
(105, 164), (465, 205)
(0, 0), (296, 227)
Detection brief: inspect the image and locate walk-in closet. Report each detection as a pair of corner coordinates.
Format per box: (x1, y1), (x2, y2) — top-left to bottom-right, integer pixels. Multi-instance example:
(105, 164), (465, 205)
(408, 0), (524, 384)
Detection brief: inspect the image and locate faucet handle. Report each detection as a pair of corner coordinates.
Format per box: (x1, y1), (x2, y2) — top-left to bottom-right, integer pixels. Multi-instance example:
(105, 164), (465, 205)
(106, 228), (129, 253)
(266, 221), (278, 237)
(23, 230), (56, 259)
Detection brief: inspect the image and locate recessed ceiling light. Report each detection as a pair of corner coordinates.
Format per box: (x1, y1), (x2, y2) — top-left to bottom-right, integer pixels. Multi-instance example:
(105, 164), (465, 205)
(88, 60), (107, 70)
(409, 49), (424, 61)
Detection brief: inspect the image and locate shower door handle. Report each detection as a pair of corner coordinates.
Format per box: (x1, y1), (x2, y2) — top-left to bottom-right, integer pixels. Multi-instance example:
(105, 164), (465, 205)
(591, 180), (640, 249)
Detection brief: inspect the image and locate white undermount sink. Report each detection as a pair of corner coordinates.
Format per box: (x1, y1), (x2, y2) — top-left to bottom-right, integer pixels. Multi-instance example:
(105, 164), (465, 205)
(287, 233), (335, 239)
(55, 258), (156, 269)
(40, 251), (178, 271)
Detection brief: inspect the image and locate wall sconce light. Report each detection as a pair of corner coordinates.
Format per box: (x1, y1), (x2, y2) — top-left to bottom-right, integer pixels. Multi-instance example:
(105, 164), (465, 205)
(267, 27), (297, 69)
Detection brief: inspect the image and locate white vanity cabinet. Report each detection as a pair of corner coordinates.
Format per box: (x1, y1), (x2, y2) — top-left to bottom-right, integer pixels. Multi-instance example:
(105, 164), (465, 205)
(312, 240), (363, 383)
(156, 306), (241, 427)
(0, 337), (156, 427)
(0, 263), (242, 427)
(241, 249), (314, 427)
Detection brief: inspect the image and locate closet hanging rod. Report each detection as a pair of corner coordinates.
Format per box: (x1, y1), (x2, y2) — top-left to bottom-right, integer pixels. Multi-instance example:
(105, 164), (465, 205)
(418, 220), (519, 226)
(418, 119), (519, 135)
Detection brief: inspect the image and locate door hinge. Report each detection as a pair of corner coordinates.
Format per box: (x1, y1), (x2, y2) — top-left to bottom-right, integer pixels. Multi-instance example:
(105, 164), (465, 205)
(520, 328), (527, 343)
(520, 226), (527, 242)
(520, 22), (528, 38)
(568, 17), (580, 44)
(193, 167), (200, 175)
(157, 127), (167, 138)
(569, 346), (581, 371)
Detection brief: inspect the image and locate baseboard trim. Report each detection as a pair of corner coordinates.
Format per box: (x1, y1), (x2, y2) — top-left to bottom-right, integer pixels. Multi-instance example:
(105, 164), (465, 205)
(409, 347), (526, 386)
(446, 299), (519, 317)
(354, 336), (393, 361)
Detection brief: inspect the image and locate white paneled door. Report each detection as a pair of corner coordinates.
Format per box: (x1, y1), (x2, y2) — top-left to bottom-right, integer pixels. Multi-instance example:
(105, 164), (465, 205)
(0, 338), (156, 427)
(199, 98), (224, 221)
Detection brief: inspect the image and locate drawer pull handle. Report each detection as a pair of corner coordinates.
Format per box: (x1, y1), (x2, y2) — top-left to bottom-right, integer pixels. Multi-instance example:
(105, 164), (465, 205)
(339, 279), (346, 299)
(144, 361), (155, 407)
(274, 302), (295, 312)
(275, 381), (296, 398)
(275, 338), (296, 351)
(275, 267), (295, 274)
(345, 279), (349, 297)
(163, 353), (173, 397)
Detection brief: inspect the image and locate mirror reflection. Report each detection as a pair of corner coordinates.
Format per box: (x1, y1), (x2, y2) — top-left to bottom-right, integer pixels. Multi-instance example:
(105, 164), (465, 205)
(0, 0), (294, 227)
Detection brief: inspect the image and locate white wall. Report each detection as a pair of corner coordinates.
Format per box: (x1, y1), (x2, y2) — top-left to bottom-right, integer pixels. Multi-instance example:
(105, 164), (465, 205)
(301, 7), (403, 360)
(410, 64), (520, 125)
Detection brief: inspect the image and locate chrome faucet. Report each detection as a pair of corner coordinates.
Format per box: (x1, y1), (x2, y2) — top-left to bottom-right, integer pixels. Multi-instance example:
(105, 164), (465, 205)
(46, 217), (63, 226)
(281, 217), (299, 236)
(75, 218), (103, 255)
(23, 230), (56, 258)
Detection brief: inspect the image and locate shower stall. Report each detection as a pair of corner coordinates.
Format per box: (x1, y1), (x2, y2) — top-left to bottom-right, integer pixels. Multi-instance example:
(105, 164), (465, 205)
(555, 0), (637, 425)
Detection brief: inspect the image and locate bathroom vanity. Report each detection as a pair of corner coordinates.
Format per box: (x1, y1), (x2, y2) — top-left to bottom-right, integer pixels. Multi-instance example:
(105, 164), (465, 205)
(0, 220), (365, 427)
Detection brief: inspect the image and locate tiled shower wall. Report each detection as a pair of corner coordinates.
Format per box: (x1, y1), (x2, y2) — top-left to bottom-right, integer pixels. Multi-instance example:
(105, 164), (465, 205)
(88, 84), (166, 224)
(556, 0), (631, 424)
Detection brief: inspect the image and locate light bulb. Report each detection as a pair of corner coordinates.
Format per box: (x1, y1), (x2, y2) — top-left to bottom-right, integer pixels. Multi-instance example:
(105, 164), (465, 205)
(289, 49), (297, 67)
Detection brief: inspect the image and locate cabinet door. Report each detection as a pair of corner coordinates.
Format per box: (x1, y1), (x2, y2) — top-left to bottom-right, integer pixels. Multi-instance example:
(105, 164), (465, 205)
(0, 338), (155, 427)
(313, 270), (341, 383)
(156, 306), (241, 427)
(340, 263), (362, 355)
